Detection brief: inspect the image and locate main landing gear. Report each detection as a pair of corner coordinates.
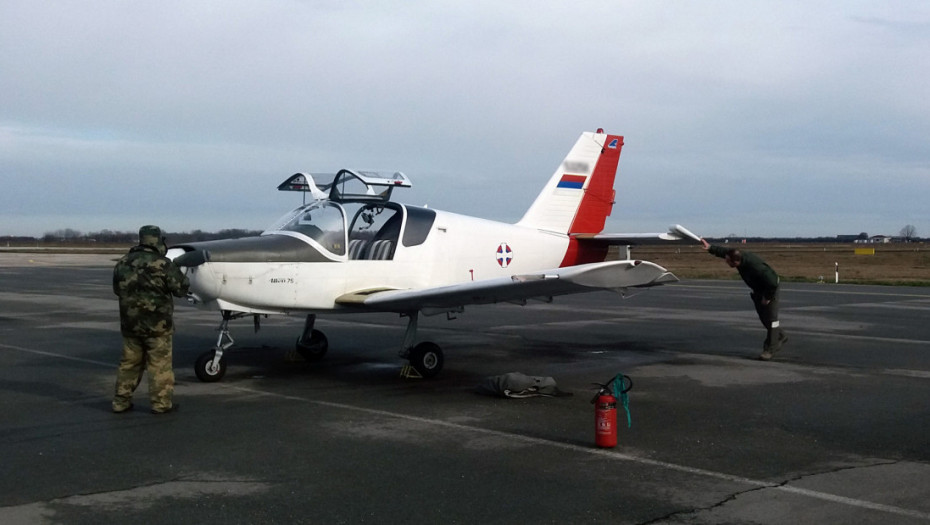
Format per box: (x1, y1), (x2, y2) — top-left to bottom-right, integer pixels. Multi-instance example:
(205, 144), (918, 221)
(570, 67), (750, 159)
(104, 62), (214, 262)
(192, 310), (446, 382)
(295, 314), (328, 362)
(398, 311), (444, 379)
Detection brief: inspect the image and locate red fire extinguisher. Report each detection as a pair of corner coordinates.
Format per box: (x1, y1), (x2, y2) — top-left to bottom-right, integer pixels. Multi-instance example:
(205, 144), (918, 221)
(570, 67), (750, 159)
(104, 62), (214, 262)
(591, 373), (633, 448)
(594, 392), (617, 448)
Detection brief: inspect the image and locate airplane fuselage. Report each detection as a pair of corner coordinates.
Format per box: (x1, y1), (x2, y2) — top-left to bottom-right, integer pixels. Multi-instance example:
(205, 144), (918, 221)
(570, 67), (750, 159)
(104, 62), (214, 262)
(170, 132), (683, 381)
(180, 207), (575, 314)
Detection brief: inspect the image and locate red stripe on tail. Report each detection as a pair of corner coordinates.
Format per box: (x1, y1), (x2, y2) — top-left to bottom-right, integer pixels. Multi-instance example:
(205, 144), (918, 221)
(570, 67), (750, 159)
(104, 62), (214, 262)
(568, 135), (623, 234)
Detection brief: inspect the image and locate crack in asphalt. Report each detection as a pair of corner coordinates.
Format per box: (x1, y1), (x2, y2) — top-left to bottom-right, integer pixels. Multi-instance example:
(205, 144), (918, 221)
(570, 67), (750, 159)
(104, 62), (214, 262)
(636, 459), (929, 524)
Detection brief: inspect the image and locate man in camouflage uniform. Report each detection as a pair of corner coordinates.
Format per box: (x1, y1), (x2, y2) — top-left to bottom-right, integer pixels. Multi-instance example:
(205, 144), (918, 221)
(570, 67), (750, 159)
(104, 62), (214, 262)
(701, 238), (787, 360)
(112, 225), (190, 414)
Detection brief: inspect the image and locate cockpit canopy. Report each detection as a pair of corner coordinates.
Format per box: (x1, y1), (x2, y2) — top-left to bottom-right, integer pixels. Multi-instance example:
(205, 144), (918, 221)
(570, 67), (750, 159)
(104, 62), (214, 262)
(278, 169), (411, 204)
(267, 169), (432, 259)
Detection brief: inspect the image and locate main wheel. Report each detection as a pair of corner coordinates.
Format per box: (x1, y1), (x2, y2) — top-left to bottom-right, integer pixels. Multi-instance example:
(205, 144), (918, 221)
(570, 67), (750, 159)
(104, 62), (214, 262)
(195, 350), (227, 382)
(408, 342), (444, 378)
(295, 329), (328, 362)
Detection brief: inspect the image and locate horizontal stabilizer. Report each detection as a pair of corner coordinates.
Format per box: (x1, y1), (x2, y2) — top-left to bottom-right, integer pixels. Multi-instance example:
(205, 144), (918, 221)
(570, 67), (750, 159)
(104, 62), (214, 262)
(574, 224), (704, 245)
(670, 224), (702, 243)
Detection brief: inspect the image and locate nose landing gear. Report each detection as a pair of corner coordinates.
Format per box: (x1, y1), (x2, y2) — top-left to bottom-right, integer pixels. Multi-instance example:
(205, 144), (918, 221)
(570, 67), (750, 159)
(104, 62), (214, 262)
(194, 310), (239, 382)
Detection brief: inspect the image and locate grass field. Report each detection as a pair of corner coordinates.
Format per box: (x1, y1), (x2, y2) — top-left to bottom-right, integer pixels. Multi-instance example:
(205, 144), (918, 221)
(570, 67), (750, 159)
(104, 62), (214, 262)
(627, 243), (930, 286)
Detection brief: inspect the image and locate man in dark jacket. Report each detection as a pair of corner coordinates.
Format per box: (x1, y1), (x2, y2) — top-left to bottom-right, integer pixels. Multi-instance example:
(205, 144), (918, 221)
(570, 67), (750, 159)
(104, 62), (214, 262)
(701, 238), (787, 360)
(112, 225), (190, 414)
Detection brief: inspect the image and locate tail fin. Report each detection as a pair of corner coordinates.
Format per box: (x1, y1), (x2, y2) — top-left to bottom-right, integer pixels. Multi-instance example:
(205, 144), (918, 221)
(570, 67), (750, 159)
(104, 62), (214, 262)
(516, 130), (623, 234)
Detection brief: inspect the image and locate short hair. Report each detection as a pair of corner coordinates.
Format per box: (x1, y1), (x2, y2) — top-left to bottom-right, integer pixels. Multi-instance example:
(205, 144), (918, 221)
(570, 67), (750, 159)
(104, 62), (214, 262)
(726, 249), (742, 264)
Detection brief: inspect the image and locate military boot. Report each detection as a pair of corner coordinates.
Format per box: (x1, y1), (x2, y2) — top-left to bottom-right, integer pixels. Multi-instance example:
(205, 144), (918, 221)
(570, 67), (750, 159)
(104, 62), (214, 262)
(759, 329), (787, 361)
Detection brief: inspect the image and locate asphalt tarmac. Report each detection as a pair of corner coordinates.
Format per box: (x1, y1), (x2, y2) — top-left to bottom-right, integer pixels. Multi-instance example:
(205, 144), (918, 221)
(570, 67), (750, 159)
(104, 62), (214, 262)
(1, 254), (929, 524)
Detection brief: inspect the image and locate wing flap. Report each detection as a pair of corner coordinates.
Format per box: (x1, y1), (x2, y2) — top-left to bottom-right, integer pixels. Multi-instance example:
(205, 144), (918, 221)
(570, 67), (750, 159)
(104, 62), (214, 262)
(336, 260), (677, 313)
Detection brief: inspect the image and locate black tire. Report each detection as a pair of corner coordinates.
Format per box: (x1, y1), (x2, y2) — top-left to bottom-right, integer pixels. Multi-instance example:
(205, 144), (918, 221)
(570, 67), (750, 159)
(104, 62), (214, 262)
(295, 329), (328, 362)
(409, 342), (444, 378)
(195, 350), (227, 382)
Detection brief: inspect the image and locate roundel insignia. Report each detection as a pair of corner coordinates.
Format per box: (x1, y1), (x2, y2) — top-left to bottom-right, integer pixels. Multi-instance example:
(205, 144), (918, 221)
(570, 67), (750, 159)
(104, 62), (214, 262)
(496, 242), (513, 268)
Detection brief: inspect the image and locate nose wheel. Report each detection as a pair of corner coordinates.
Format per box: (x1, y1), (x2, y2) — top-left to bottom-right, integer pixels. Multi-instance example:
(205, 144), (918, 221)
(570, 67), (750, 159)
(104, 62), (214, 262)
(195, 349), (227, 382)
(193, 310), (238, 382)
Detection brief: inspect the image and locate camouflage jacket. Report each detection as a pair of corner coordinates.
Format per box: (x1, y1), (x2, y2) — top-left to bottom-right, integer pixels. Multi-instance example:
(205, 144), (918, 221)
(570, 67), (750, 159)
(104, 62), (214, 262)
(113, 245), (190, 336)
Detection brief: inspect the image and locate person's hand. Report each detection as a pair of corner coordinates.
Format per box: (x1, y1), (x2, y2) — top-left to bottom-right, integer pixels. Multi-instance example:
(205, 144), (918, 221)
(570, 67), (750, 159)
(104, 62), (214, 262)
(700, 238), (710, 250)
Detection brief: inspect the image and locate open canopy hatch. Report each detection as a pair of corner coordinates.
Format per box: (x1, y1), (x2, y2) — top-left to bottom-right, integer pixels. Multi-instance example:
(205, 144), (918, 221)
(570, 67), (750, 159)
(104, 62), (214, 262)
(278, 169), (411, 204)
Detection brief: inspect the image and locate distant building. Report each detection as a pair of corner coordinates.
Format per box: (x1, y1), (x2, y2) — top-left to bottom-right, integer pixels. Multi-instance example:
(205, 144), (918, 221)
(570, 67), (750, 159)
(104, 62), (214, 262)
(869, 235), (892, 244)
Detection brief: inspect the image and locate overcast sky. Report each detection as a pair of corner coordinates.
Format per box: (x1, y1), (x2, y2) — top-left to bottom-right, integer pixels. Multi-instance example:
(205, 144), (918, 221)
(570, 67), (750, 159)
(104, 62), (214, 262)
(2, 1), (928, 239)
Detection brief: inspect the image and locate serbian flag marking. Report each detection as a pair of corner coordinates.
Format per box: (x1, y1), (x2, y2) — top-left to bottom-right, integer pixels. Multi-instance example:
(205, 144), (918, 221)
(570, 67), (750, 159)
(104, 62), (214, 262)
(556, 174), (586, 189)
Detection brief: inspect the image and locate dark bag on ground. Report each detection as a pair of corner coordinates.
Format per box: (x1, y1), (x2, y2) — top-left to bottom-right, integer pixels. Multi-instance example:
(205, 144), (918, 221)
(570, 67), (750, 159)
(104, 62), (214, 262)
(475, 372), (572, 398)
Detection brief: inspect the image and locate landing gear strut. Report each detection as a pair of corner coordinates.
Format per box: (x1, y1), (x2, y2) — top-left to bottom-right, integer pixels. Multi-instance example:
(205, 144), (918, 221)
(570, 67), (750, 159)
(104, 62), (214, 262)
(193, 310), (444, 381)
(399, 311), (444, 378)
(194, 310), (240, 382)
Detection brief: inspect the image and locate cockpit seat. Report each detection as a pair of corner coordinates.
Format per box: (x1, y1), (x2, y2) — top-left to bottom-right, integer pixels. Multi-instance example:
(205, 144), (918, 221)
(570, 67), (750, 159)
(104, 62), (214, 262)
(348, 239), (393, 260)
(348, 239), (368, 260)
(369, 240), (393, 260)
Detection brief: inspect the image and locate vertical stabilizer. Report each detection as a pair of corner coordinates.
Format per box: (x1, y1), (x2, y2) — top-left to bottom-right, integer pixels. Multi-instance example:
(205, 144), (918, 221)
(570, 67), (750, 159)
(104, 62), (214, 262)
(516, 131), (623, 235)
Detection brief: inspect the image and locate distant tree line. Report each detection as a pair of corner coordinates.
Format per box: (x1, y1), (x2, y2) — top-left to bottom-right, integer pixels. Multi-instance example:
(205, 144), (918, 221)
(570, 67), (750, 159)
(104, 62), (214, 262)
(712, 225), (921, 244)
(708, 235), (924, 243)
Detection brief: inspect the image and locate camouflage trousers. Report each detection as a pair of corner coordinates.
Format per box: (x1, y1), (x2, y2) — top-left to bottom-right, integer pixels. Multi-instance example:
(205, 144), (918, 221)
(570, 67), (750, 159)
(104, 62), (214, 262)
(112, 334), (175, 412)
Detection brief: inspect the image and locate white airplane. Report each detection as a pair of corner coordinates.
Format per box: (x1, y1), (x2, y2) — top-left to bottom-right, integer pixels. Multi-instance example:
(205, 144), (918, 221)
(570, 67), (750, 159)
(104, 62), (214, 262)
(168, 129), (699, 382)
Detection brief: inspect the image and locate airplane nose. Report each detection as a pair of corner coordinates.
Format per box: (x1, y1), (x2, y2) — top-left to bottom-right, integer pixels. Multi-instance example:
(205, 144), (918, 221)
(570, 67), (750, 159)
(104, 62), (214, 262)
(179, 257), (220, 304)
(170, 248), (208, 267)
(165, 246), (186, 261)
(166, 246), (218, 302)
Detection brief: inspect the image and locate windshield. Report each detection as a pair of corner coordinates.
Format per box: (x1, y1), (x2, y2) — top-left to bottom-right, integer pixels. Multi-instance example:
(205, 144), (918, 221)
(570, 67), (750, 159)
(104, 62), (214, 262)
(265, 202), (347, 255)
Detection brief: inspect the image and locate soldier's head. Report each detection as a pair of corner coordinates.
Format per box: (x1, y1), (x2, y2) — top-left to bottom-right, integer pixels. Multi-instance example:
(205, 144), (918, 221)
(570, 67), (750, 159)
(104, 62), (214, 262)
(139, 225), (166, 254)
(724, 249), (742, 268)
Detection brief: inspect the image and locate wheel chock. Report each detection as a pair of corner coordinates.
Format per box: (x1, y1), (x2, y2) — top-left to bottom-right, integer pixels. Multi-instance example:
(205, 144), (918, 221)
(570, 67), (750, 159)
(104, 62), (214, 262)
(283, 350), (305, 362)
(399, 364), (422, 379)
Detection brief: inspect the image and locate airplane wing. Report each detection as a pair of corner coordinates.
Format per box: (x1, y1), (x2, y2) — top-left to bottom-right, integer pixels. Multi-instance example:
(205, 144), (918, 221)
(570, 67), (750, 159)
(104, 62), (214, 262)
(335, 260), (678, 313)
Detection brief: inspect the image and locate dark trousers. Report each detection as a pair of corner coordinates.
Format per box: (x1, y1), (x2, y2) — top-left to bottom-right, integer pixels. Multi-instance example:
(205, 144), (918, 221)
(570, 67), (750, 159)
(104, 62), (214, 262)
(751, 287), (785, 351)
